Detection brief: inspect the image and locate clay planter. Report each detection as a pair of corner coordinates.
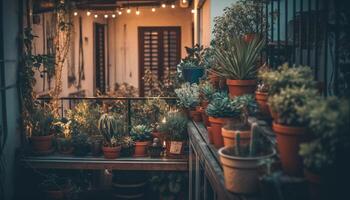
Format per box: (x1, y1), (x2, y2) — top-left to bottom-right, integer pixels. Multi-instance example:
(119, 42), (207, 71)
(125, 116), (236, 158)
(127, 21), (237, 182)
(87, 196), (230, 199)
(45, 190), (65, 200)
(226, 79), (257, 98)
(273, 122), (308, 176)
(31, 134), (54, 154)
(102, 146), (122, 159)
(134, 141), (150, 157)
(304, 169), (322, 200)
(207, 126), (214, 144)
(208, 117), (231, 148)
(189, 110), (202, 122)
(255, 91), (270, 117)
(219, 146), (276, 194)
(221, 127), (251, 147)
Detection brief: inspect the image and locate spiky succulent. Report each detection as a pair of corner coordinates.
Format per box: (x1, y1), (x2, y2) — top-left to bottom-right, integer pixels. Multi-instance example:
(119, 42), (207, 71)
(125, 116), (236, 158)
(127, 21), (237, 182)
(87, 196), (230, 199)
(175, 83), (200, 109)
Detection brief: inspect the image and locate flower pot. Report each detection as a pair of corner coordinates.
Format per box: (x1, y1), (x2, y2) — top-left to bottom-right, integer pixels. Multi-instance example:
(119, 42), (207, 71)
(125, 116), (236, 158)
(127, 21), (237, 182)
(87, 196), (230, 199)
(182, 67), (204, 84)
(148, 146), (162, 158)
(255, 91), (270, 117)
(226, 79), (257, 98)
(31, 134), (54, 154)
(243, 33), (256, 43)
(45, 190), (65, 200)
(221, 127), (251, 147)
(208, 117), (231, 148)
(207, 126), (214, 144)
(190, 110), (202, 122)
(272, 122), (308, 176)
(219, 146), (276, 194)
(304, 169), (322, 200)
(103, 146), (121, 159)
(166, 140), (185, 157)
(134, 141), (150, 157)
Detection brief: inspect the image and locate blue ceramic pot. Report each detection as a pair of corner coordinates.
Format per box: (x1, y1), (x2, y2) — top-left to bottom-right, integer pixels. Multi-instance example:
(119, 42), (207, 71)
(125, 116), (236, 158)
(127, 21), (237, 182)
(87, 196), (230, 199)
(182, 67), (204, 84)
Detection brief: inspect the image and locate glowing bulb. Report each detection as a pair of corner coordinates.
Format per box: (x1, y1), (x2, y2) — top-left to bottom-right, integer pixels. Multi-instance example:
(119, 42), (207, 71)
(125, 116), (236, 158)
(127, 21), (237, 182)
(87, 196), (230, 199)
(74, 12), (78, 16)
(127, 8), (131, 14)
(86, 11), (91, 16)
(151, 7), (156, 12)
(171, 4), (175, 8)
(94, 14), (98, 18)
(182, 0), (187, 3)
(161, 3), (166, 8)
(112, 14), (116, 18)
(104, 14), (108, 18)
(136, 10), (140, 15)
(162, 117), (166, 124)
(118, 11), (122, 15)
(191, 9), (195, 14)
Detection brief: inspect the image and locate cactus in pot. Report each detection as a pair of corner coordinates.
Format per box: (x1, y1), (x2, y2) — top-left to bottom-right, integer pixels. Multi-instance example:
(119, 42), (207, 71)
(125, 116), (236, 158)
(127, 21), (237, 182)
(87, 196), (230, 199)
(98, 113), (122, 159)
(219, 123), (276, 194)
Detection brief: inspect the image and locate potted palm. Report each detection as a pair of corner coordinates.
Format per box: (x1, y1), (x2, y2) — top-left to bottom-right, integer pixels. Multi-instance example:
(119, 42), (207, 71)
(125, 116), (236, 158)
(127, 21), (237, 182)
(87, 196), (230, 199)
(206, 92), (237, 148)
(130, 125), (152, 157)
(158, 112), (188, 157)
(299, 97), (350, 200)
(269, 86), (319, 176)
(212, 36), (265, 98)
(98, 113), (122, 159)
(221, 95), (258, 147)
(175, 83), (201, 122)
(29, 104), (54, 155)
(219, 125), (275, 194)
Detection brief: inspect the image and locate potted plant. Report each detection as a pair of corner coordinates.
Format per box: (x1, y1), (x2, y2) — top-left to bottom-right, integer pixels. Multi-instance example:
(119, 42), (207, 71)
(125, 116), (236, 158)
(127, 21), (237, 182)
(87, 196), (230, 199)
(98, 113), (122, 159)
(221, 95), (258, 147)
(212, 36), (265, 98)
(177, 44), (205, 84)
(130, 125), (152, 157)
(199, 80), (216, 127)
(299, 97), (350, 200)
(120, 136), (135, 157)
(39, 174), (70, 200)
(28, 104), (54, 154)
(53, 118), (74, 155)
(158, 112), (188, 157)
(175, 83), (201, 122)
(148, 138), (163, 158)
(218, 126), (276, 194)
(255, 65), (271, 117)
(206, 92), (237, 148)
(71, 132), (90, 157)
(269, 86), (319, 176)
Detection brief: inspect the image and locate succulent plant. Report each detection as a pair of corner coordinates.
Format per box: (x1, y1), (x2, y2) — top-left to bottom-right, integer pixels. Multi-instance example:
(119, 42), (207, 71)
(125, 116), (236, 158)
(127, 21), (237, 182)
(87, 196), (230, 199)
(157, 112), (188, 141)
(175, 83), (200, 109)
(199, 80), (216, 102)
(98, 113), (122, 147)
(130, 125), (152, 142)
(206, 92), (237, 118)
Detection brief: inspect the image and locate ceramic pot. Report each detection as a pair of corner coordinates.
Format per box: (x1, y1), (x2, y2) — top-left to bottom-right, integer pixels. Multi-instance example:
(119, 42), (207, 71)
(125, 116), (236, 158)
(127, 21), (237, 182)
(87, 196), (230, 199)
(273, 122), (308, 176)
(208, 117), (231, 148)
(219, 146), (276, 194)
(221, 127), (251, 147)
(31, 134), (54, 154)
(255, 91), (270, 117)
(207, 126), (214, 144)
(304, 169), (322, 200)
(226, 79), (257, 98)
(182, 67), (204, 84)
(134, 141), (150, 157)
(102, 146), (121, 159)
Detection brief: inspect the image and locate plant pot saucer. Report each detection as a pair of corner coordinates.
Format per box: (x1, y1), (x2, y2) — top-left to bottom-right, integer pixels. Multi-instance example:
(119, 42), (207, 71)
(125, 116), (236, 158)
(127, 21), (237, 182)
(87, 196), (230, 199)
(31, 148), (55, 156)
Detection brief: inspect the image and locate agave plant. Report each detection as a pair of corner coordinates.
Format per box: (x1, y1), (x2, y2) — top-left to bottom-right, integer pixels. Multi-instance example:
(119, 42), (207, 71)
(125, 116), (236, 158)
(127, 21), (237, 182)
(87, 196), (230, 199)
(212, 36), (265, 80)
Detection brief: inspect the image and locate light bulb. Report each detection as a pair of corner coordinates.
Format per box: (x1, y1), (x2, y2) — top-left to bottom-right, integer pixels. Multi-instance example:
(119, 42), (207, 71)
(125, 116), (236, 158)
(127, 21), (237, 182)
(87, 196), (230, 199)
(151, 7), (156, 12)
(104, 14), (108, 18)
(118, 11), (122, 15)
(74, 12), (78, 16)
(191, 9), (195, 14)
(161, 3), (166, 8)
(183, 0), (187, 3)
(86, 11), (91, 16)
(112, 14), (116, 18)
(171, 4), (175, 8)
(136, 10), (140, 15)
(127, 8), (131, 14)
(94, 14), (98, 18)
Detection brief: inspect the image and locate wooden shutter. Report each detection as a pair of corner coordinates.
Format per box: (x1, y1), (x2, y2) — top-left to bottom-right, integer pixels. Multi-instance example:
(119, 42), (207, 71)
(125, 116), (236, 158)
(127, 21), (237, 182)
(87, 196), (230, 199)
(139, 27), (181, 96)
(94, 23), (106, 94)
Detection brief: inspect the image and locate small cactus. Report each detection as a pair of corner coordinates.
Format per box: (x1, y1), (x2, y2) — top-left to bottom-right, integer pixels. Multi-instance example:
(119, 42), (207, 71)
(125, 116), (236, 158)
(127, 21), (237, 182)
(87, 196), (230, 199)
(235, 131), (241, 156)
(234, 122), (261, 157)
(249, 122), (259, 156)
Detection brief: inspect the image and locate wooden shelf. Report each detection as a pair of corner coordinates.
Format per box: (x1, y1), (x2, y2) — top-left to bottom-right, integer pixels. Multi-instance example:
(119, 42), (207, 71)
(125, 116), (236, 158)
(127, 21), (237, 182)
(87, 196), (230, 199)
(21, 155), (188, 171)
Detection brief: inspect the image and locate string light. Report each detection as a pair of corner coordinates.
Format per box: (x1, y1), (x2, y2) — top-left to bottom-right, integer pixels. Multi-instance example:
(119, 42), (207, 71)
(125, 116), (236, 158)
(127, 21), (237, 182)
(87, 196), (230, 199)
(112, 14), (116, 18)
(151, 7), (156, 12)
(127, 8), (131, 14)
(183, 0), (187, 3)
(118, 10), (122, 15)
(86, 11), (91, 16)
(74, 11), (78, 16)
(136, 7), (140, 15)
(161, 3), (166, 8)
(94, 14), (98, 18)
(191, 9), (196, 14)
(171, 4), (175, 8)
(104, 14), (108, 18)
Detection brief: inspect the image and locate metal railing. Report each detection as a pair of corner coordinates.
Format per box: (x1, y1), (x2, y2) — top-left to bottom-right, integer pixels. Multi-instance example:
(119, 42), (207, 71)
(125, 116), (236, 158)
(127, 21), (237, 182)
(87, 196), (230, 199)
(37, 96), (178, 132)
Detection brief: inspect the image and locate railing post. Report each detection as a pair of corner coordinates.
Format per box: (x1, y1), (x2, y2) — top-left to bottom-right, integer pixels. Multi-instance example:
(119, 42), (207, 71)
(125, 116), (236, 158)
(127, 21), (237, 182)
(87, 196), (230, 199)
(127, 99), (131, 133)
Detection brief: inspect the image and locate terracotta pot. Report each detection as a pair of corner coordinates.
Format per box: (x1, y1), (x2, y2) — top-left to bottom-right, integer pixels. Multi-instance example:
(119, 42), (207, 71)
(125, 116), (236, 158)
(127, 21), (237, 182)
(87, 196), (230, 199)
(134, 141), (150, 157)
(272, 122), (308, 176)
(189, 110), (202, 122)
(31, 134), (54, 153)
(243, 33), (256, 43)
(207, 126), (214, 144)
(219, 146), (276, 194)
(45, 190), (65, 200)
(202, 112), (210, 127)
(208, 117), (231, 148)
(166, 140), (185, 157)
(255, 91), (271, 117)
(201, 100), (209, 109)
(103, 146), (121, 159)
(221, 127), (251, 147)
(226, 79), (257, 98)
(304, 169), (322, 200)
